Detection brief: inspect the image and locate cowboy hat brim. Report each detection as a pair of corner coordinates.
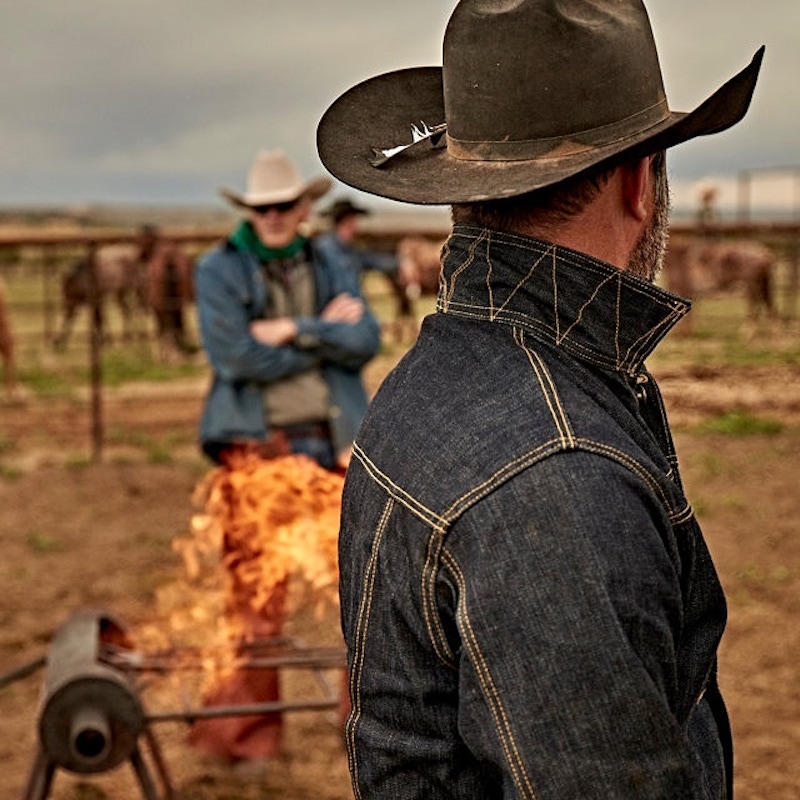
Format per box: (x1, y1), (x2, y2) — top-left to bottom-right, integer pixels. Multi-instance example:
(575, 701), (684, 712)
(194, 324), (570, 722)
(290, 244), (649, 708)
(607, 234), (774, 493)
(219, 176), (332, 210)
(317, 47), (764, 205)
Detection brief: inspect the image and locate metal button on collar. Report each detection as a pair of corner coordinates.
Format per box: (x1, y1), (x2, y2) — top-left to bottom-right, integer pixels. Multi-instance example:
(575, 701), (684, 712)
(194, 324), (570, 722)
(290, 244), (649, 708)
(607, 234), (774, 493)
(634, 374), (649, 404)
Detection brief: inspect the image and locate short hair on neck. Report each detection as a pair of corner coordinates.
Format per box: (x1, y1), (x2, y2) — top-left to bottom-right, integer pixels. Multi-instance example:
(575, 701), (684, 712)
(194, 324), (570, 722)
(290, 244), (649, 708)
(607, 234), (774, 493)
(450, 153), (664, 234)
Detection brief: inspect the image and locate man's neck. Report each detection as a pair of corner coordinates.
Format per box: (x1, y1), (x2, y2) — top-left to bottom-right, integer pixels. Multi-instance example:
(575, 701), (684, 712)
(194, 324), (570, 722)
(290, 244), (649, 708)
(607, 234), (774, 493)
(512, 163), (653, 272)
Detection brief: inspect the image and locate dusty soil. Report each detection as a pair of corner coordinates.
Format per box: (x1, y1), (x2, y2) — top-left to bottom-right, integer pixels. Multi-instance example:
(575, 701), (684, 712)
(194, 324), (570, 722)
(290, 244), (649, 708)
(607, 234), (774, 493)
(0, 354), (798, 799)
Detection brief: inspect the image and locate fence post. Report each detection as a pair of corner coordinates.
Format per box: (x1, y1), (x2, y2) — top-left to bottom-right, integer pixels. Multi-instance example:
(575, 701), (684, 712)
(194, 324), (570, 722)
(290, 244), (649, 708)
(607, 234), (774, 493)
(87, 241), (104, 462)
(41, 246), (58, 346)
(787, 231), (799, 323)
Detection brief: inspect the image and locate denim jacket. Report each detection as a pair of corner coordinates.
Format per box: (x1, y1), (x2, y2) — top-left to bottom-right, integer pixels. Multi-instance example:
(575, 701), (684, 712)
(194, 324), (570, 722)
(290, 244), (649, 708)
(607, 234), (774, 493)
(314, 229), (398, 279)
(339, 225), (732, 799)
(195, 235), (381, 455)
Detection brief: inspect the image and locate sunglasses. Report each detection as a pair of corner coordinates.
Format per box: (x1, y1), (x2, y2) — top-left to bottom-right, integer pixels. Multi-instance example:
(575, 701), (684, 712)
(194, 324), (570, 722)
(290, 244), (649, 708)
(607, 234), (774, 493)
(251, 200), (299, 215)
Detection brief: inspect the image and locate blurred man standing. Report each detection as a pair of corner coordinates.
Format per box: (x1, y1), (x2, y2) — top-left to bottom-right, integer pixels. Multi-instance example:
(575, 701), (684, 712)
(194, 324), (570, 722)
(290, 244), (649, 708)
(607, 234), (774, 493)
(195, 150), (380, 470)
(190, 150), (380, 773)
(316, 197), (398, 281)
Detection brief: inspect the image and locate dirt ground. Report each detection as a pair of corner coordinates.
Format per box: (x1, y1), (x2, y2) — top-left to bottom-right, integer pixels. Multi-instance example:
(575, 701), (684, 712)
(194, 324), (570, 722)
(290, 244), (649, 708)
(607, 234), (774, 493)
(0, 353), (798, 799)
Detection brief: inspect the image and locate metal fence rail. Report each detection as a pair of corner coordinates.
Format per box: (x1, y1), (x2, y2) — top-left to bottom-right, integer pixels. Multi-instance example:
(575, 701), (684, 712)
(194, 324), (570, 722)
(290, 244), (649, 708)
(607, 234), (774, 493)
(0, 221), (797, 462)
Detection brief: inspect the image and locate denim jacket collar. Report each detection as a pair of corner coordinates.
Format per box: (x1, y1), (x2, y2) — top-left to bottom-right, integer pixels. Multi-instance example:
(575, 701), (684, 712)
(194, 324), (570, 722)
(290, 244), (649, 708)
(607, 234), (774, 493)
(439, 225), (690, 375)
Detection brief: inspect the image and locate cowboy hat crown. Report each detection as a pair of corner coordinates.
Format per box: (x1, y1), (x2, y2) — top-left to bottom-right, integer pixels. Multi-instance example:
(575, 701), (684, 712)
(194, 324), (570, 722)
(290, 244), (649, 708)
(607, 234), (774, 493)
(221, 149), (331, 209)
(317, 0), (764, 205)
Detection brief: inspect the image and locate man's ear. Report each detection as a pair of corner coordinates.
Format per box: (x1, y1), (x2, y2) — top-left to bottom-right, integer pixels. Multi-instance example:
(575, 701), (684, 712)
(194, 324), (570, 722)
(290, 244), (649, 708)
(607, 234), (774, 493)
(297, 199), (313, 223)
(621, 156), (652, 223)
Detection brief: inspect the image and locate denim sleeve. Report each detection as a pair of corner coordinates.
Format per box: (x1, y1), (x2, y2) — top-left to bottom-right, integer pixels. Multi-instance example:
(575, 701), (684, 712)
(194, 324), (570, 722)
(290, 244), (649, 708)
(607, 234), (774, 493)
(441, 450), (723, 798)
(195, 253), (317, 383)
(294, 310), (381, 370)
(357, 249), (399, 275)
(283, 237), (382, 369)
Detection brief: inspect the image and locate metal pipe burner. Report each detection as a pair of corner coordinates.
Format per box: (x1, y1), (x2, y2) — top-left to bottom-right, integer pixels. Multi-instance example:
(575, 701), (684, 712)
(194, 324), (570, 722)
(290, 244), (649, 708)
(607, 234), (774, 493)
(15, 607), (347, 799)
(22, 609), (173, 800)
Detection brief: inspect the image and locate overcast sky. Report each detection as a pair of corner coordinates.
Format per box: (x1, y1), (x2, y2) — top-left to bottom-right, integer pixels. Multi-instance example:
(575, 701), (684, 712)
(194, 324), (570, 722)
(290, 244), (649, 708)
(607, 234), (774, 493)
(1, 1), (797, 214)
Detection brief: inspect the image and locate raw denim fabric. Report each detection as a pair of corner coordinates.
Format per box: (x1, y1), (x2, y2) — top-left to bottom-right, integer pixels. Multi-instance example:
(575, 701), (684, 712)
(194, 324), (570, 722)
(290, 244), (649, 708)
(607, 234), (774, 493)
(196, 236), (381, 456)
(339, 225), (732, 799)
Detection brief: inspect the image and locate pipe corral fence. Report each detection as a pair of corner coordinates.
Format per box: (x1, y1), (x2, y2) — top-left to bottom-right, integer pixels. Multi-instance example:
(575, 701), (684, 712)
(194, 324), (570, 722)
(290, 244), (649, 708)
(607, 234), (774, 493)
(0, 218), (797, 461)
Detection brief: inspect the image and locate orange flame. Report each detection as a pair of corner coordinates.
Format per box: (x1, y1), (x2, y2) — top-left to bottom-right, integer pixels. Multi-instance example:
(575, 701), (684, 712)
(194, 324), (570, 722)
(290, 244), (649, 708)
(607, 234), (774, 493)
(128, 452), (346, 719)
(173, 451), (344, 636)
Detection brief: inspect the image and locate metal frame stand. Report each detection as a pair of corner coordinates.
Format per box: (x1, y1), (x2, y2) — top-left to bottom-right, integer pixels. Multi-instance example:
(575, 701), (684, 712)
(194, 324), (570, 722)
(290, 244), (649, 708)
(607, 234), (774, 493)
(22, 724), (176, 800)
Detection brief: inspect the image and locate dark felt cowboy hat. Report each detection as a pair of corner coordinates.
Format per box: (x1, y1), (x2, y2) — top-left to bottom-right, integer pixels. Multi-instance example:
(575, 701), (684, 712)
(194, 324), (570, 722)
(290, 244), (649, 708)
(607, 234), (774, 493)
(322, 197), (370, 223)
(317, 0), (764, 205)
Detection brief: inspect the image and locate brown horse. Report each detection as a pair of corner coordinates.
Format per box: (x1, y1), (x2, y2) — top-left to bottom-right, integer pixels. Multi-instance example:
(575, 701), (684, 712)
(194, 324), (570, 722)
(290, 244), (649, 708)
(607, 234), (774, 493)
(664, 237), (777, 329)
(388, 236), (445, 340)
(0, 278), (19, 396)
(53, 243), (148, 349)
(142, 236), (196, 360)
(53, 230), (195, 357)
(707, 240), (776, 320)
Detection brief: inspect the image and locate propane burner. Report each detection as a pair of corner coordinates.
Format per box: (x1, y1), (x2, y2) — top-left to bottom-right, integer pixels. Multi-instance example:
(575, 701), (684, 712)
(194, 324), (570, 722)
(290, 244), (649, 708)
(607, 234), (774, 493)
(22, 609), (172, 800)
(12, 607), (346, 800)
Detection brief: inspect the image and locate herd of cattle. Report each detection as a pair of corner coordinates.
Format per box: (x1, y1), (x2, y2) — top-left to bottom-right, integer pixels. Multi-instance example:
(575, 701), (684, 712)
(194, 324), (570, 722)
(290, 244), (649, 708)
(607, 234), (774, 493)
(0, 232), (788, 399)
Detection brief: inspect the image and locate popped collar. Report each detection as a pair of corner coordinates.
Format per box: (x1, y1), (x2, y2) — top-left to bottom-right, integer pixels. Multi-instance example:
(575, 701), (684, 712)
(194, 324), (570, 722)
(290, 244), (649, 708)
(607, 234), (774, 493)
(439, 224), (690, 375)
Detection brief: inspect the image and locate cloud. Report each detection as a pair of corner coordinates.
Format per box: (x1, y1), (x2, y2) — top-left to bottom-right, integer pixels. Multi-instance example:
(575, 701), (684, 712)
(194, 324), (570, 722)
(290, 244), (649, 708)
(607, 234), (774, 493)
(0, 1), (796, 207)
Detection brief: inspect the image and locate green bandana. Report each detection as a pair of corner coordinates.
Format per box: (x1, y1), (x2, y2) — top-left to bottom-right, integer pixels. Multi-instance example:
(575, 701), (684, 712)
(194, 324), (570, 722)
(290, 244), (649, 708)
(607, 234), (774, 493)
(230, 220), (306, 261)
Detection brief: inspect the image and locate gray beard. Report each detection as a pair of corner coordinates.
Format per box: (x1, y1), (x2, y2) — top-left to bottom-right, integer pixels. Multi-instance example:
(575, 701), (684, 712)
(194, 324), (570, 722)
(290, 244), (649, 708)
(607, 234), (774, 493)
(626, 158), (671, 283)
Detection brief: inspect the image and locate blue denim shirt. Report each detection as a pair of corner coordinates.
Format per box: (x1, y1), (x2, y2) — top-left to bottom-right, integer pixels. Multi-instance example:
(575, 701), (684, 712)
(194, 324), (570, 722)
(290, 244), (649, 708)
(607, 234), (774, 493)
(195, 235), (381, 455)
(339, 225), (732, 799)
(315, 229), (398, 279)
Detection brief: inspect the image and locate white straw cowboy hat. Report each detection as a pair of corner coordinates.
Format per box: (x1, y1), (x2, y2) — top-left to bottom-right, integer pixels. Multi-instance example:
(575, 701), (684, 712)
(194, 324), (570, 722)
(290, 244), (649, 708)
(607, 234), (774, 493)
(220, 149), (332, 209)
(317, 0), (764, 205)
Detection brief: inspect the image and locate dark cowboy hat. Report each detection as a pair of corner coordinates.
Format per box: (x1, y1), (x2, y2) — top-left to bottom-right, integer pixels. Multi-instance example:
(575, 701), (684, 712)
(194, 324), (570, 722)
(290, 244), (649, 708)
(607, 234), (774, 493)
(322, 197), (370, 223)
(317, 0), (764, 205)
